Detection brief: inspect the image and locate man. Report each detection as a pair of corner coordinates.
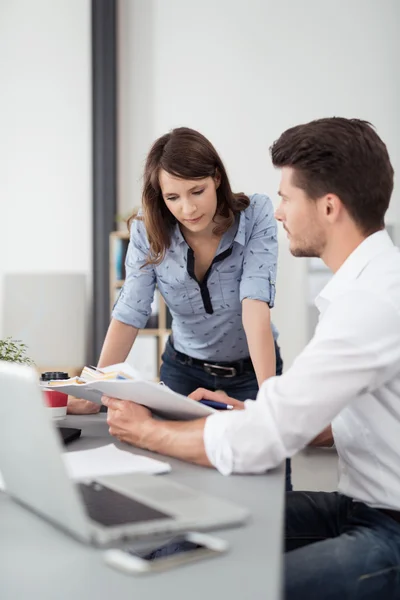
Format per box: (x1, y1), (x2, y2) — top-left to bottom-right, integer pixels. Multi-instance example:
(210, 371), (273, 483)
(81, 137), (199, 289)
(103, 118), (400, 599)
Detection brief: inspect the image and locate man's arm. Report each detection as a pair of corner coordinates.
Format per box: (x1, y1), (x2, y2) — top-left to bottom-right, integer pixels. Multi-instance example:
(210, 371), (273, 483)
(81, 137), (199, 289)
(141, 417), (211, 466)
(242, 299), (276, 385)
(105, 291), (400, 475)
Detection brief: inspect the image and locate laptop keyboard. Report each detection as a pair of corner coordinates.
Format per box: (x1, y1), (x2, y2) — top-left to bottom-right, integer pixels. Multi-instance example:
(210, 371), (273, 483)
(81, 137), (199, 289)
(78, 482), (171, 527)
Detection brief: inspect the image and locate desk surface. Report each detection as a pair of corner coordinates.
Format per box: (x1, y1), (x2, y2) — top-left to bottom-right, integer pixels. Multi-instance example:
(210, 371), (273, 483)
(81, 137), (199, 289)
(0, 414), (284, 600)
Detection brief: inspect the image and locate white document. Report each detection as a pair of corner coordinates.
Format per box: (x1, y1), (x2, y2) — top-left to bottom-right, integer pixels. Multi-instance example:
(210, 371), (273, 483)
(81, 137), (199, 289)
(0, 444), (170, 490)
(45, 376), (216, 421)
(63, 444), (171, 478)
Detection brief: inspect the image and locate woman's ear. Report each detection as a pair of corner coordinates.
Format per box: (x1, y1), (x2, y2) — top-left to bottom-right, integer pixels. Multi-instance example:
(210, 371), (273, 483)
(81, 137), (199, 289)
(214, 169), (221, 189)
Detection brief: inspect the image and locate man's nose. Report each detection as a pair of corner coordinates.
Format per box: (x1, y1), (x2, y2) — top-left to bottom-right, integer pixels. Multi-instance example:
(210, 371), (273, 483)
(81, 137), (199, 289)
(274, 202), (284, 222)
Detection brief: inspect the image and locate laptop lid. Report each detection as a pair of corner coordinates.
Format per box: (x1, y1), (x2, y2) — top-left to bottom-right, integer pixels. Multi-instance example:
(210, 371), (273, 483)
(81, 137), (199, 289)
(0, 362), (92, 543)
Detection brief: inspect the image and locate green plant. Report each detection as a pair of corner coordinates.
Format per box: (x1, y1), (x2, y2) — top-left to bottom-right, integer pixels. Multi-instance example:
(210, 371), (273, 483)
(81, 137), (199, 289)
(0, 337), (34, 365)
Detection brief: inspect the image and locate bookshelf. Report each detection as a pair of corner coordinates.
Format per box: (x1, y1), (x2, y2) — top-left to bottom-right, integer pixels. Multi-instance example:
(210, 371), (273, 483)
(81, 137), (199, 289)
(109, 231), (172, 379)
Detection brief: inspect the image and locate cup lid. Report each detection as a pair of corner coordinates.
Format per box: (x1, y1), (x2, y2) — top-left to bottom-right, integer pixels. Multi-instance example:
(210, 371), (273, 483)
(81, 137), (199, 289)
(40, 371), (69, 381)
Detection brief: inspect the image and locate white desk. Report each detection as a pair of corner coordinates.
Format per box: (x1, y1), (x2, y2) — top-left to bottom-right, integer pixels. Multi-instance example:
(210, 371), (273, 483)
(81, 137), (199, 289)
(0, 414), (285, 600)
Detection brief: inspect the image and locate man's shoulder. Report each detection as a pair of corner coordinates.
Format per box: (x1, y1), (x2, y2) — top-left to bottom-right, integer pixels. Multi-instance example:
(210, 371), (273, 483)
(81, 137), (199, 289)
(326, 254), (400, 330)
(358, 246), (400, 308)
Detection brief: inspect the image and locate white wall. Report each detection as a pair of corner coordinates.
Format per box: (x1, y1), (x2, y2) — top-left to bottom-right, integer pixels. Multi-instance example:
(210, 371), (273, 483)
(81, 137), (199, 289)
(0, 0), (92, 341)
(119, 0), (400, 367)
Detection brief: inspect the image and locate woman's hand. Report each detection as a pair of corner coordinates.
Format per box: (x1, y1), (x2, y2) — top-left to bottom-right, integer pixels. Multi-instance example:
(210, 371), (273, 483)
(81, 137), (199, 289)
(188, 388), (245, 410)
(67, 396), (101, 415)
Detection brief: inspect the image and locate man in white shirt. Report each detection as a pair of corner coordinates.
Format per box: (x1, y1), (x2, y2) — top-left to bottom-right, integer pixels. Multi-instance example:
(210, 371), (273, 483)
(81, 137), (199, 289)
(103, 117), (400, 599)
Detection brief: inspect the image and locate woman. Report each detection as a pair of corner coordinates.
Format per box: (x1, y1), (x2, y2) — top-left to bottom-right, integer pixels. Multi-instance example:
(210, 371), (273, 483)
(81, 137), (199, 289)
(72, 127), (291, 490)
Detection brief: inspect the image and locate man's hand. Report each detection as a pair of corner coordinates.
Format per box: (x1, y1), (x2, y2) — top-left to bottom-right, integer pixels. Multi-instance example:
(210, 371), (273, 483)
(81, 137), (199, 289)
(67, 396), (101, 415)
(101, 395), (211, 467)
(102, 396), (153, 446)
(189, 388), (245, 410)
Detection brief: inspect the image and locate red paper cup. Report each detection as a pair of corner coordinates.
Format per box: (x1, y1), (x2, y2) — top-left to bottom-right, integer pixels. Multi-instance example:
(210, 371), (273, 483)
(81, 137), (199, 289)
(43, 389), (68, 420)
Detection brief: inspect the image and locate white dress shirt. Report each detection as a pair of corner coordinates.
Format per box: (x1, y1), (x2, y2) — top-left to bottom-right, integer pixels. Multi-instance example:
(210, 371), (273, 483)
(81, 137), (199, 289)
(204, 230), (400, 510)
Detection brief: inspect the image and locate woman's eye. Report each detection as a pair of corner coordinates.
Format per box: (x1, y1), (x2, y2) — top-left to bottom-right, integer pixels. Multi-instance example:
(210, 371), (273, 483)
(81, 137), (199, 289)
(193, 189), (204, 196)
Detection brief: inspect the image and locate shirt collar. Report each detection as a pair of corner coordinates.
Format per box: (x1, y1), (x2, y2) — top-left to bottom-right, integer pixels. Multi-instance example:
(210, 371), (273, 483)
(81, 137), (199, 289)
(169, 212), (247, 252)
(169, 224), (186, 251)
(233, 211), (246, 246)
(315, 229), (394, 312)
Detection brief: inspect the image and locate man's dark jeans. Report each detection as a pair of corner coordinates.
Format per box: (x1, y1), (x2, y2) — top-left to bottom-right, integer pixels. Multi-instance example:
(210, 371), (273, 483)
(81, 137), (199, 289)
(285, 491), (400, 599)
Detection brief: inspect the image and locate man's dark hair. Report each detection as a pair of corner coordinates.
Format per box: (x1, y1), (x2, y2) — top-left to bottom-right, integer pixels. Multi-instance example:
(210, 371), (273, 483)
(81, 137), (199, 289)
(270, 118), (394, 235)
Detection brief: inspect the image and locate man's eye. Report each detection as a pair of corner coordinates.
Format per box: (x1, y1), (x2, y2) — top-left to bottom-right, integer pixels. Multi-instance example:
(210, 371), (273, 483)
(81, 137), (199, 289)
(193, 189), (204, 196)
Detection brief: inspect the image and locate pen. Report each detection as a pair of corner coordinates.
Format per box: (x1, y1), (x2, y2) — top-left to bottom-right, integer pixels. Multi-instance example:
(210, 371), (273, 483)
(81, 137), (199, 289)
(199, 399), (234, 410)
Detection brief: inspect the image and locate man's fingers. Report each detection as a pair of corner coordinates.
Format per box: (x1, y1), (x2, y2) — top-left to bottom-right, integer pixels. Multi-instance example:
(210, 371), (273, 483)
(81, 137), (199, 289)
(189, 388), (233, 403)
(189, 388), (215, 401)
(101, 395), (123, 410)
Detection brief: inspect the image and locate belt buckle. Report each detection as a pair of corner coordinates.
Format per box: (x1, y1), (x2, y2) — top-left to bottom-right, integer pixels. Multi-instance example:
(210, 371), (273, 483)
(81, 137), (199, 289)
(203, 362), (237, 378)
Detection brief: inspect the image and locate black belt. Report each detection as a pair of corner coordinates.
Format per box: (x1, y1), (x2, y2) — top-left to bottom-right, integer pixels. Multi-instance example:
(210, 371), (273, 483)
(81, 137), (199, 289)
(173, 348), (254, 378)
(378, 508), (400, 525)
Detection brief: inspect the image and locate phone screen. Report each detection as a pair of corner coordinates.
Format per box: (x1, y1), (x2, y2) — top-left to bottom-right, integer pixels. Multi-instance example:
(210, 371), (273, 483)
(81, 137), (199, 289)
(128, 535), (210, 563)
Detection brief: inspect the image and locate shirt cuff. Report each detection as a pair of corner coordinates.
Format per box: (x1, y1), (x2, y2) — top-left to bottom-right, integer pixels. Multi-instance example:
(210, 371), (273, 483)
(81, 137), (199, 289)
(112, 299), (149, 329)
(203, 412), (235, 475)
(240, 278), (276, 307)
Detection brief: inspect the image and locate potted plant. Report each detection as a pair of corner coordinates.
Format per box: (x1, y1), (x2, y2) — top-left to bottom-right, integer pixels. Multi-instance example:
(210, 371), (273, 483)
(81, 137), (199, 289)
(0, 337), (34, 365)
(0, 337), (67, 418)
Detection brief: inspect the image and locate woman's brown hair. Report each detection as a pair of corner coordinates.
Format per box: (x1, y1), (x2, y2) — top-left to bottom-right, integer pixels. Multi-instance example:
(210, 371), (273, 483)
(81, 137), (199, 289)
(128, 127), (250, 265)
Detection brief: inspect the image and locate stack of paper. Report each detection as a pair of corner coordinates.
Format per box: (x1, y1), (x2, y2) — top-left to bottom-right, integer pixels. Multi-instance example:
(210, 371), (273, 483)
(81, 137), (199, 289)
(45, 362), (142, 386)
(41, 363), (216, 420)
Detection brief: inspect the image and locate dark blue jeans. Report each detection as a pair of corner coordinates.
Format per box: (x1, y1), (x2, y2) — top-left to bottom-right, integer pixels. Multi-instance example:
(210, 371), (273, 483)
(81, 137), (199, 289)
(285, 491), (400, 599)
(160, 338), (292, 491)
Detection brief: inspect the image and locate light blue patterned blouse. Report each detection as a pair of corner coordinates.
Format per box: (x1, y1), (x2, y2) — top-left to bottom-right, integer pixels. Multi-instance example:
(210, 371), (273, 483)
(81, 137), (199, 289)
(113, 194), (279, 361)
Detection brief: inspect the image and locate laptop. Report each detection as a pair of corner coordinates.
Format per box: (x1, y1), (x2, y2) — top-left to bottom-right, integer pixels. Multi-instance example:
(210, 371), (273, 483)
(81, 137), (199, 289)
(0, 362), (249, 546)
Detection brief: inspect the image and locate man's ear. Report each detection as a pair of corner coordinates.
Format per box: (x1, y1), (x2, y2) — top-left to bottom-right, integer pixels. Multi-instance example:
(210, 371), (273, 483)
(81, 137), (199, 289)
(324, 194), (341, 220)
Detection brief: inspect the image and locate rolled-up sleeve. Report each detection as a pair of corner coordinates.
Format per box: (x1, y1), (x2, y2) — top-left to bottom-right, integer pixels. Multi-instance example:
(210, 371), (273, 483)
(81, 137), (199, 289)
(112, 219), (156, 329)
(239, 195), (278, 307)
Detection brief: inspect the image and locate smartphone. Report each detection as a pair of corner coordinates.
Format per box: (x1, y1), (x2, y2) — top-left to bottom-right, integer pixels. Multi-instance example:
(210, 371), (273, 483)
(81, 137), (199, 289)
(103, 532), (229, 575)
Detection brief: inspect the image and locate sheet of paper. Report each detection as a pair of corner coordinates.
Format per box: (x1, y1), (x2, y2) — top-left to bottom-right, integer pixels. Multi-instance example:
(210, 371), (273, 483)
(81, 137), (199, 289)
(45, 378), (215, 420)
(0, 444), (171, 491)
(63, 443), (171, 478)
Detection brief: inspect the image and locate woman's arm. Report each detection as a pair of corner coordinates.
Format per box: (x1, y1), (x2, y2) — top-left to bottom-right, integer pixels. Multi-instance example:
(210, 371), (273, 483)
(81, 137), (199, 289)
(67, 320), (140, 415)
(68, 218), (155, 414)
(239, 195), (278, 387)
(67, 320), (139, 415)
(242, 298), (276, 386)
(97, 319), (139, 368)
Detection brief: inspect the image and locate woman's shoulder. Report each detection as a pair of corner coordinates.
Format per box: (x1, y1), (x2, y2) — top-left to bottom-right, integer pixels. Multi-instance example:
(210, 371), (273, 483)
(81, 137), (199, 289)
(244, 193), (274, 220)
(129, 211), (150, 248)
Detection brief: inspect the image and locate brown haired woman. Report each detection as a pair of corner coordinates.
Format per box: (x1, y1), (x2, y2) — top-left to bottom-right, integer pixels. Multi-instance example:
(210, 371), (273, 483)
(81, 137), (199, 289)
(83, 127), (290, 490)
